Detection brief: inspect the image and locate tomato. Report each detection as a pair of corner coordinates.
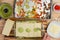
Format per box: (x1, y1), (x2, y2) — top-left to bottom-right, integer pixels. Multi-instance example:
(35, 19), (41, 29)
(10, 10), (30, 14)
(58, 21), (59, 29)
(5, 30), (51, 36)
(16, 0), (23, 6)
(16, 2), (20, 6)
(33, 14), (40, 18)
(16, 14), (19, 17)
(54, 5), (60, 10)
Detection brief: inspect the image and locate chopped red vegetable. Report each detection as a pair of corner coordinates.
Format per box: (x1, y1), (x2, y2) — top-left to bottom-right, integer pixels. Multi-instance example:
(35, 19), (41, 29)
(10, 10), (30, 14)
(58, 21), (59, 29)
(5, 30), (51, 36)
(54, 5), (60, 10)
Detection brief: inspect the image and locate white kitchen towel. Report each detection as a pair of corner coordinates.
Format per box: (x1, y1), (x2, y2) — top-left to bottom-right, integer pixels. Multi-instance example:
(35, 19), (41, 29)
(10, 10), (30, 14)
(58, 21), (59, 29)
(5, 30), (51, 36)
(2, 19), (14, 36)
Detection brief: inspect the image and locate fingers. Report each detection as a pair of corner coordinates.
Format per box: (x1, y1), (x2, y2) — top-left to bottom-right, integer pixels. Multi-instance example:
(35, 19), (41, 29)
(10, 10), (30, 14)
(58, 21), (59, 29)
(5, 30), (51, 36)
(43, 33), (50, 40)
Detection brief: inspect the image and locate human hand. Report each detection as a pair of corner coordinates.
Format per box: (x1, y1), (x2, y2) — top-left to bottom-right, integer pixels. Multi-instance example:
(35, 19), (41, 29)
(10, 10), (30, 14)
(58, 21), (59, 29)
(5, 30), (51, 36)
(43, 33), (51, 40)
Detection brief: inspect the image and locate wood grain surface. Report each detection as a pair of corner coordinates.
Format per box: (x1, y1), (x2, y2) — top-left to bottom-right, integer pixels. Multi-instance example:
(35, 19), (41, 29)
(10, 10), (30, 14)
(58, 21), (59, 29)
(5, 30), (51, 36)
(0, 0), (60, 40)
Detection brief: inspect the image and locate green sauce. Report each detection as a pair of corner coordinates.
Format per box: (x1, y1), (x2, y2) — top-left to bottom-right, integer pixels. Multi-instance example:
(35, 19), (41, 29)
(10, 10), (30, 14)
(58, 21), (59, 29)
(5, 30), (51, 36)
(18, 27), (24, 33)
(26, 28), (31, 33)
(34, 28), (40, 32)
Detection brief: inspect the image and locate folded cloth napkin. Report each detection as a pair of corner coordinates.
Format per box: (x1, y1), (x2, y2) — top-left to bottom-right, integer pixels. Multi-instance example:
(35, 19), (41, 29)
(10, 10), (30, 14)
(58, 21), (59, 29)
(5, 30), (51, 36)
(43, 33), (51, 40)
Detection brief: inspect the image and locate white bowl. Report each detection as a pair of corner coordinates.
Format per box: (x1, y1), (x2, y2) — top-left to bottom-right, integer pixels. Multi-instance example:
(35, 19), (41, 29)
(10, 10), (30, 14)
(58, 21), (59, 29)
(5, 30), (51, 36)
(53, 3), (60, 13)
(47, 21), (60, 38)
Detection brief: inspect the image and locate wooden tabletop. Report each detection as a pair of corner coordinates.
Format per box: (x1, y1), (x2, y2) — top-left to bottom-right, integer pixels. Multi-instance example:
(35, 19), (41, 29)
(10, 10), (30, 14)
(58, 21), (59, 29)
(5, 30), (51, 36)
(0, 0), (60, 40)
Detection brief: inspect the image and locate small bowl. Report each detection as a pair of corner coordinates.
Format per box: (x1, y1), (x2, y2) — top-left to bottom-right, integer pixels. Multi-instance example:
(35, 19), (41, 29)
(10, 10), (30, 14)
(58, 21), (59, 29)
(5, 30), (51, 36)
(53, 3), (60, 13)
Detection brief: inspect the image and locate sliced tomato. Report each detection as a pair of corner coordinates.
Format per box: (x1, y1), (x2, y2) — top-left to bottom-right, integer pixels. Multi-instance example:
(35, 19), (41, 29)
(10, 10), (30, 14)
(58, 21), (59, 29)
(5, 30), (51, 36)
(16, 2), (20, 6)
(21, 13), (25, 17)
(33, 14), (40, 18)
(16, 1), (23, 6)
(39, 12), (42, 16)
(17, 14), (19, 17)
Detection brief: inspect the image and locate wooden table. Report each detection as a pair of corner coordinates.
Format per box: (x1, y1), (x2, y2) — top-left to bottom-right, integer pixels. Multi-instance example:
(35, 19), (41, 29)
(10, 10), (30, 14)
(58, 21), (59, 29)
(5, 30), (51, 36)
(0, 0), (60, 40)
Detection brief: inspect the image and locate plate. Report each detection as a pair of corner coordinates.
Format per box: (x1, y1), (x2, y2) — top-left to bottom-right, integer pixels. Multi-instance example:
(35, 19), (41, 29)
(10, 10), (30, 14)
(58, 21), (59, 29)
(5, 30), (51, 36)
(47, 21), (60, 38)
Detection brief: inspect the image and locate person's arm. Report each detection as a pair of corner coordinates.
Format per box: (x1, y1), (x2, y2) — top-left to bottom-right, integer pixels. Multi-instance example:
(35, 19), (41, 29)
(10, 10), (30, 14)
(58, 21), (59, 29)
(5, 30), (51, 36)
(43, 33), (51, 40)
